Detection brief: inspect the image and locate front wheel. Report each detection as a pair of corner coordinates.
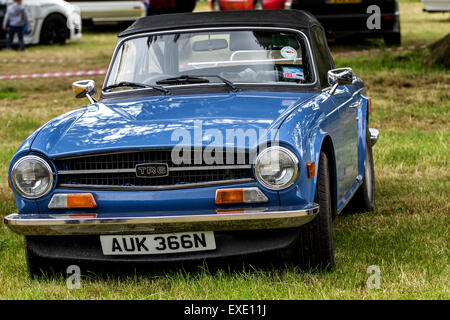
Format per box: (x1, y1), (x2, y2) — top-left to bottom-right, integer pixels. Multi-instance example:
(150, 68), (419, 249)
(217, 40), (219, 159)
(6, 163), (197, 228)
(39, 14), (68, 45)
(25, 237), (63, 279)
(290, 151), (335, 270)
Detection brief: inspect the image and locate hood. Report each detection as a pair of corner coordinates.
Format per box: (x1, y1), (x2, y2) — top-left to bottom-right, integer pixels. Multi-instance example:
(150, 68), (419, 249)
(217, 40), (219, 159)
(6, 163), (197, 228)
(31, 92), (317, 158)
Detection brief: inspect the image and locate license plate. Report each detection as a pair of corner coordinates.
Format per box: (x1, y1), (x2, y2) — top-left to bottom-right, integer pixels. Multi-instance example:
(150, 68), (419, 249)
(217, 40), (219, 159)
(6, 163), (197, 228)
(100, 231), (216, 255)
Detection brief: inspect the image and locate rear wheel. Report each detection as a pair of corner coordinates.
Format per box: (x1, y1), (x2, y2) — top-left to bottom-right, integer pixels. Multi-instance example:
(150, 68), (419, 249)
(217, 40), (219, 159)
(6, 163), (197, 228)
(40, 14), (68, 45)
(383, 32), (401, 46)
(291, 151), (335, 270)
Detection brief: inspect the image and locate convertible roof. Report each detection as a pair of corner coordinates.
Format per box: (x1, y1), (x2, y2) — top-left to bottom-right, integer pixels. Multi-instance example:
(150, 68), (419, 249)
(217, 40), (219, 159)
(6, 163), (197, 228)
(119, 10), (320, 38)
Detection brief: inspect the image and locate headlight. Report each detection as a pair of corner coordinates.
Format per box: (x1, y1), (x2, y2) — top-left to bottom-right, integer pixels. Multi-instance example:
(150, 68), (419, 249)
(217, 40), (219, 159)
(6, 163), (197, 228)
(254, 146), (299, 190)
(11, 155), (54, 199)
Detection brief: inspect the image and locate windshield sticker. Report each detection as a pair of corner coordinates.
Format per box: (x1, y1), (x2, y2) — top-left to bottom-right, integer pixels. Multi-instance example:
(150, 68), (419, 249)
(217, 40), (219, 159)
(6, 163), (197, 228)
(282, 67), (304, 80)
(281, 46), (297, 60)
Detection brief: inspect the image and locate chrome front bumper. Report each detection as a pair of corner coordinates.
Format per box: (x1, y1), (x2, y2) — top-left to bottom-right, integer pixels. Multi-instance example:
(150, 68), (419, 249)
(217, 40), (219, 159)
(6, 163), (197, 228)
(4, 204), (319, 236)
(369, 128), (379, 146)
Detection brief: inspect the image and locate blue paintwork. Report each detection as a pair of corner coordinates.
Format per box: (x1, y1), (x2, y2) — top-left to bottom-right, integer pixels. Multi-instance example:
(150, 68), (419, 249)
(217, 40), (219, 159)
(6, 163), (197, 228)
(276, 80), (369, 214)
(30, 92), (315, 158)
(9, 82), (369, 217)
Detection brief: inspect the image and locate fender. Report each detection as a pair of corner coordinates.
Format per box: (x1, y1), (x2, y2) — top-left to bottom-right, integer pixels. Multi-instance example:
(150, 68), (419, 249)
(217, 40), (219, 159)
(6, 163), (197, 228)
(309, 130), (338, 217)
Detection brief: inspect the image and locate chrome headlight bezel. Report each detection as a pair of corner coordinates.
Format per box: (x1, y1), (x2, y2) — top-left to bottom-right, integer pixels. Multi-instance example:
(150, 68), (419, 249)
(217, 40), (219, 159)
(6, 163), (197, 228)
(254, 146), (299, 191)
(11, 155), (54, 199)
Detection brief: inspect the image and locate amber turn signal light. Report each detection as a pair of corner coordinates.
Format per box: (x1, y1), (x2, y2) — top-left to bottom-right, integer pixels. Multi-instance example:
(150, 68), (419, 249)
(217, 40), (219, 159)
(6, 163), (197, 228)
(67, 194), (97, 208)
(306, 161), (315, 179)
(215, 187), (268, 205)
(216, 189), (244, 204)
(48, 193), (97, 209)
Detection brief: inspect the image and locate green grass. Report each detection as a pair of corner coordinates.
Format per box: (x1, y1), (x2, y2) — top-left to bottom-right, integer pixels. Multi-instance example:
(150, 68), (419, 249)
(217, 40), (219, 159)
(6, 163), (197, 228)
(0, 88), (21, 100)
(0, 3), (448, 299)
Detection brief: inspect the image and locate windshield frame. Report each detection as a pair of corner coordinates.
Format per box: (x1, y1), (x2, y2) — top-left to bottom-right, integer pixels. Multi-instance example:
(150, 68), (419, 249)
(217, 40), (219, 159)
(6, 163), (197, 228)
(102, 26), (318, 96)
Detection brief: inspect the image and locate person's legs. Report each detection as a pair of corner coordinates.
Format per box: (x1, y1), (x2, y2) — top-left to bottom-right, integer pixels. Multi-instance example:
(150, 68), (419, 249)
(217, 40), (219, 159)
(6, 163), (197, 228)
(6, 27), (15, 49)
(16, 27), (25, 51)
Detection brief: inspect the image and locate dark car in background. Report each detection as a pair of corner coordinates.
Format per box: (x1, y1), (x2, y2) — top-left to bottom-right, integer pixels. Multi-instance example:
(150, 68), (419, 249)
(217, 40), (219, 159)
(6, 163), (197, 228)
(287, 0), (401, 45)
(148, 0), (197, 14)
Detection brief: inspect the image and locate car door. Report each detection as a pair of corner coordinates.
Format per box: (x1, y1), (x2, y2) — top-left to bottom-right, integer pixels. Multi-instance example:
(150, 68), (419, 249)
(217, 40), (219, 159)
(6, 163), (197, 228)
(330, 82), (359, 205)
(310, 26), (358, 207)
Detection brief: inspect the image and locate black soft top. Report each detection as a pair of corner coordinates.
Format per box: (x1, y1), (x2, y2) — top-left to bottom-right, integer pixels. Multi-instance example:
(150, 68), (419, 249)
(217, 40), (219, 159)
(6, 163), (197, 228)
(119, 10), (320, 38)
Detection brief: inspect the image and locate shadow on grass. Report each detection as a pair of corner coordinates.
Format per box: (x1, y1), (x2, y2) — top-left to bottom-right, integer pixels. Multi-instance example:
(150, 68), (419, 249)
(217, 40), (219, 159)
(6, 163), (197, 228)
(328, 35), (386, 52)
(32, 247), (332, 283)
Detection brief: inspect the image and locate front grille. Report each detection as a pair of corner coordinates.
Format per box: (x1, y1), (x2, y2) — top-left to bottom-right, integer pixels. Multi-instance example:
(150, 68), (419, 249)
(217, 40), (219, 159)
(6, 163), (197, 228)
(54, 149), (254, 190)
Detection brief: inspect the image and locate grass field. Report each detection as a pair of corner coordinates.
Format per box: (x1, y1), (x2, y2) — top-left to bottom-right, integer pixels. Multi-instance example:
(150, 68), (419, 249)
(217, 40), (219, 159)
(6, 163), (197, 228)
(0, 2), (449, 299)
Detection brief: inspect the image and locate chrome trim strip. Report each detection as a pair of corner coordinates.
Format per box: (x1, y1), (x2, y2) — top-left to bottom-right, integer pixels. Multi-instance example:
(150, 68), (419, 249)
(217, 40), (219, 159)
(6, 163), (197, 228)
(58, 169), (136, 175)
(57, 178), (256, 191)
(102, 26), (318, 96)
(169, 165), (252, 171)
(54, 148), (250, 160)
(4, 204), (319, 236)
(57, 164), (252, 175)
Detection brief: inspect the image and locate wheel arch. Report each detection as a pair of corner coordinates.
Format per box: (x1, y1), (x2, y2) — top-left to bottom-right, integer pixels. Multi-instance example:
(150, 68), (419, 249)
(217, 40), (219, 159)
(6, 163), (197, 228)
(39, 12), (69, 43)
(311, 133), (338, 220)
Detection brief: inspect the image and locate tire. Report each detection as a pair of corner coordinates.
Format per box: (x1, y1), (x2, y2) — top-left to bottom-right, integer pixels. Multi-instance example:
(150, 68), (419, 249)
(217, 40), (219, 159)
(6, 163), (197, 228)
(352, 128), (375, 211)
(383, 32), (401, 46)
(212, 0), (221, 11)
(291, 151), (335, 270)
(254, 0), (264, 10)
(24, 237), (61, 279)
(39, 14), (68, 45)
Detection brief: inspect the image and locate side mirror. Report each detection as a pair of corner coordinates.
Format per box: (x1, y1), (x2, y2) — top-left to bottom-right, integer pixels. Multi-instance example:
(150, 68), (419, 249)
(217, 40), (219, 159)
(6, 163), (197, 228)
(72, 80), (97, 103)
(327, 68), (353, 95)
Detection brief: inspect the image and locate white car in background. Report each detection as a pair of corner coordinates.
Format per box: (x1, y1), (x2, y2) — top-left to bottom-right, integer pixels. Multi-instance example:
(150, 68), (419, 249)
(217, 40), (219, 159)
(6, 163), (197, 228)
(422, 0), (450, 12)
(0, 0), (82, 45)
(65, 1), (145, 24)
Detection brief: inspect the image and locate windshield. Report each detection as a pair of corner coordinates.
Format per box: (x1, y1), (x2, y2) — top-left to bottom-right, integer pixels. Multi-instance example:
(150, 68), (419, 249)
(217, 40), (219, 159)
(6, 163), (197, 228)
(105, 29), (315, 91)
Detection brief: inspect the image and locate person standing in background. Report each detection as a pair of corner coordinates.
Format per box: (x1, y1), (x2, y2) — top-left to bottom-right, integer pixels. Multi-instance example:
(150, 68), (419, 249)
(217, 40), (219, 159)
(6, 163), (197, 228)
(2, 0), (29, 51)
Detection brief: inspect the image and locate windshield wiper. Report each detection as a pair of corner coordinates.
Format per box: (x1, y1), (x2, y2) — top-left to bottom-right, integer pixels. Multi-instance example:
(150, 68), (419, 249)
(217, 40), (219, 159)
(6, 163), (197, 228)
(103, 81), (170, 95)
(156, 75), (238, 92)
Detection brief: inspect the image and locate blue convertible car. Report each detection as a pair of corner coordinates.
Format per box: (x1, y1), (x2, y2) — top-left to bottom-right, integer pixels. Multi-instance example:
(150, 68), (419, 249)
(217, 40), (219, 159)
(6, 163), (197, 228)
(4, 10), (379, 277)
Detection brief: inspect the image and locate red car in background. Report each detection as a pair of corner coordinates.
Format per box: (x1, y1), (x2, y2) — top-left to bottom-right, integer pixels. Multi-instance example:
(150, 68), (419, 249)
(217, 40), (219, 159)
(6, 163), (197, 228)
(208, 0), (288, 11)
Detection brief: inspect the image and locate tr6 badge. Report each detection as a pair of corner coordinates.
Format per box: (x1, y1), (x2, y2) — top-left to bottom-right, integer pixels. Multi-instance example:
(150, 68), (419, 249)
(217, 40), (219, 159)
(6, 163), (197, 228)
(135, 163), (169, 178)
